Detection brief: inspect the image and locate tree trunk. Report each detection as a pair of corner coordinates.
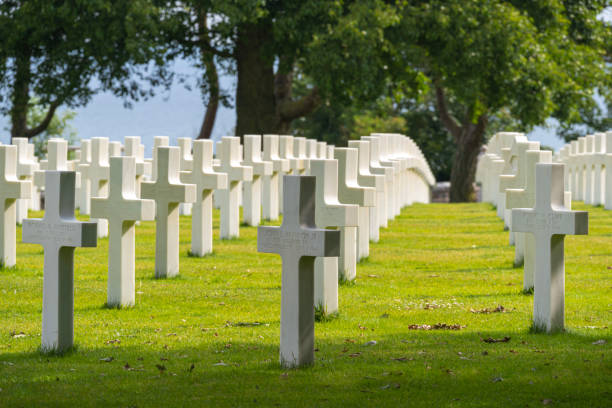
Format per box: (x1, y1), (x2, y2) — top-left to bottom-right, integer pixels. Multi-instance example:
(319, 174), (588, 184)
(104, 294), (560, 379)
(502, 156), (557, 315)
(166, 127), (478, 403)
(235, 21), (277, 137)
(196, 7), (219, 140)
(10, 51), (31, 141)
(449, 128), (485, 202)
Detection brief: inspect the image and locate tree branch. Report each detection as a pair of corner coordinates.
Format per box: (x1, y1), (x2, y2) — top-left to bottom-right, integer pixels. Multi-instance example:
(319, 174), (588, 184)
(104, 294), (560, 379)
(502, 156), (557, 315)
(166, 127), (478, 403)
(433, 83), (462, 140)
(24, 101), (60, 138)
(278, 87), (320, 122)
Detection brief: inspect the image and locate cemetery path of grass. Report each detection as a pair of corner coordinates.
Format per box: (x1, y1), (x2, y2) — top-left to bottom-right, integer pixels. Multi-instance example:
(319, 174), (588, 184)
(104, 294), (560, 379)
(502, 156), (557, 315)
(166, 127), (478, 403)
(0, 202), (610, 407)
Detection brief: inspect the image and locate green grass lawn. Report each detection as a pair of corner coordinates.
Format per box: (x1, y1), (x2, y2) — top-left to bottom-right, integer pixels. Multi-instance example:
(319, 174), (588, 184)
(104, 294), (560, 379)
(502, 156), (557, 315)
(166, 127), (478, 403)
(1, 202), (610, 407)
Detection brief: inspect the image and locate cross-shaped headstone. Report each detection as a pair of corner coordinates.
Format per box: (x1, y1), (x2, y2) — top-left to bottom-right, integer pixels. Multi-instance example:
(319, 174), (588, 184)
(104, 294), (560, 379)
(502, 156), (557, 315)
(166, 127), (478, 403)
(22, 171), (97, 352)
(124, 136), (150, 199)
(214, 137), (253, 239)
(279, 136), (304, 213)
(109, 141), (122, 158)
(180, 140), (227, 256)
(373, 134), (403, 217)
(335, 148), (376, 270)
(362, 136), (397, 222)
(88, 137), (111, 238)
(512, 163), (588, 332)
(177, 137), (194, 216)
(317, 142), (327, 159)
(258, 175), (340, 368)
(34, 138), (68, 188)
(0, 145), (31, 267)
(149, 136), (170, 181)
(293, 137), (309, 175)
(142, 147), (196, 278)
(262, 135), (290, 221)
(306, 139), (318, 160)
(360, 136), (392, 227)
(12, 138), (38, 224)
(91, 157), (155, 306)
(77, 140), (92, 215)
(348, 140), (386, 243)
(310, 159), (358, 314)
(506, 150), (552, 290)
(242, 135), (273, 226)
(27, 143), (41, 212)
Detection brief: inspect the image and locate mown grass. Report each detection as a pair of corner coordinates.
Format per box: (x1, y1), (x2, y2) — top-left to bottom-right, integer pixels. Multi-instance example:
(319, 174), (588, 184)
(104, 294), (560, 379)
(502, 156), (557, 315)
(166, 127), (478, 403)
(0, 202), (610, 407)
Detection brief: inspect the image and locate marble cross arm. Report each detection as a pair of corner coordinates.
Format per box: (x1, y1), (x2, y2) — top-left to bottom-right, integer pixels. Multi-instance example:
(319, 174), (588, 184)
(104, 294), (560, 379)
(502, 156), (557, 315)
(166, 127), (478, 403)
(512, 208), (588, 237)
(257, 226), (340, 259)
(180, 170), (228, 192)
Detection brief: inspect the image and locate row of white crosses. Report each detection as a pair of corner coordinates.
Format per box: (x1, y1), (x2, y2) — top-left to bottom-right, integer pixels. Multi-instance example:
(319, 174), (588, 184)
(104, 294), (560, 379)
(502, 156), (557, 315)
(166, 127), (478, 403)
(476, 132), (589, 333)
(554, 132), (612, 208)
(258, 134), (436, 368)
(3, 134), (434, 354)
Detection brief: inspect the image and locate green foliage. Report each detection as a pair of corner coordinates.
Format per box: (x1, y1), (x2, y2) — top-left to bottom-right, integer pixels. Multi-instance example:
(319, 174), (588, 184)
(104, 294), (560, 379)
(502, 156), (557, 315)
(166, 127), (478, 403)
(0, 204), (609, 406)
(0, 0), (173, 136)
(26, 99), (78, 159)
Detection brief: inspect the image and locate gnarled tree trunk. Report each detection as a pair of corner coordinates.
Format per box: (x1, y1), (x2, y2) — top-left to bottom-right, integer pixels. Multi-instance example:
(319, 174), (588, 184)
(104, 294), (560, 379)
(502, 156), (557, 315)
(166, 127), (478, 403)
(434, 84), (487, 202)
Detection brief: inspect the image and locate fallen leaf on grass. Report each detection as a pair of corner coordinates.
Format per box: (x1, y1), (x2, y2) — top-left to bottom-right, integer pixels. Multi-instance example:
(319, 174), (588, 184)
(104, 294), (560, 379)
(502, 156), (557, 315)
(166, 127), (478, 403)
(349, 352), (362, 358)
(542, 399), (553, 405)
(105, 339), (120, 345)
(213, 362), (228, 366)
(380, 313), (389, 319)
(229, 322), (262, 327)
(491, 376), (503, 383)
(345, 339), (355, 343)
(363, 340), (377, 346)
(592, 339), (606, 345)
(470, 305), (506, 314)
(123, 363), (133, 371)
(367, 275), (378, 278)
(380, 383), (400, 390)
(481, 336), (511, 343)
(392, 357), (413, 362)
(188, 363), (195, 372)
(155, 364), (166, 372)
(280, 372), (289, 379)
(10, 331), (26, 338)
(408, 324), (465, 330)
(445, 369), (455, 376)
(423, 304), (440, 310)
(100, 357), (114, 362)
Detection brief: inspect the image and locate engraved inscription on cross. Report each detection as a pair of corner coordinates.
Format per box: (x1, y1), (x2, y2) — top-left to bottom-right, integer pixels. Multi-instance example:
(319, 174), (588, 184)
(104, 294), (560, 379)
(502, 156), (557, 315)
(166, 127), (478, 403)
(512, 163), (588, 333)
(22, 171), (97, 352)
(258, 176), (340, 368)
(91, 157), (155, 307)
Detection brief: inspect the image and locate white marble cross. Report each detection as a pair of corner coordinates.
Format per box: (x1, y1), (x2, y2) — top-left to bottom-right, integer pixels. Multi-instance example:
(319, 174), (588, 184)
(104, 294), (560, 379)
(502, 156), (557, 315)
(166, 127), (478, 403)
(91, 157), (155, 307)
(22, 171), (97, 352)
(149, 136), (170, 181)
(317, 142), (327, 159)
(293, 137), (309, 175)
(360, 136), (392, 228)
(362, 136), (397, 222)
(0, 145), (31, 267)
(348, 140), (385, 242)
(124, 136), (150, 199)
(178, 137), (194, 216)
(242, 135), (272, 226)
(142, 147), (196, 278)
(262, 135), (290, 221)
(109, 141), (122, 157)
(180, 140), (227, 256)
(335, 148), (376, 269)
(257, 175), (340, 368)
(77, 140), (92, 215)
(279, 136), (304, 213)
(214, 137), (252, 239)
(12, 138), (38, 224)
(506, 150), (552, 290)
(310, 159), (358, 314)
(512, 163), (588, 332)
(89, 137), (111, 238)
